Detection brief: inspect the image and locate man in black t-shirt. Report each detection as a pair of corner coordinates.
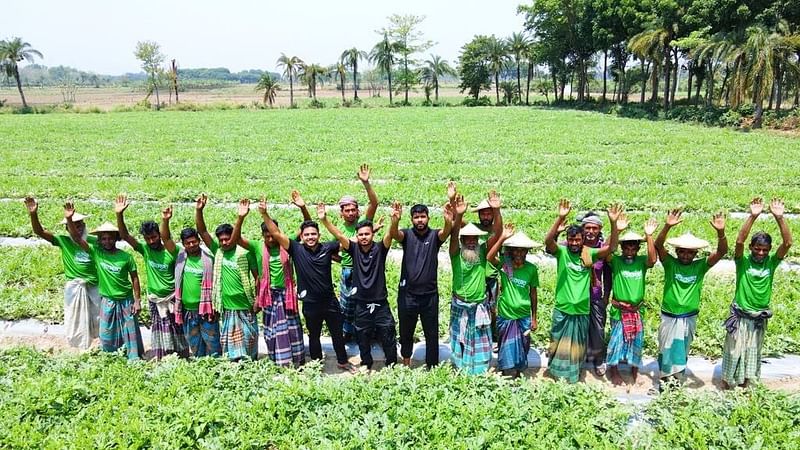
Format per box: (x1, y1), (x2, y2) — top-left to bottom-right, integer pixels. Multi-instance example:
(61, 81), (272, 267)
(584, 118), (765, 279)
(318, 202), (400, 370)
(391, 201), (453, 368)
(258, 198), (355, 373)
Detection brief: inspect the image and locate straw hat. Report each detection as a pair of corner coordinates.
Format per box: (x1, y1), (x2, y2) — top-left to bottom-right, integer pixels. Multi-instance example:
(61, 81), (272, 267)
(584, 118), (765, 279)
(459, 223), (488, 236)
(59, 213), (90, 225)
(90, 222), (120, 235)
(504, 231), (542, 249)
(666, 232), (709, 250)
(619, 231), (644, 242)
(470, 199), (491, 212)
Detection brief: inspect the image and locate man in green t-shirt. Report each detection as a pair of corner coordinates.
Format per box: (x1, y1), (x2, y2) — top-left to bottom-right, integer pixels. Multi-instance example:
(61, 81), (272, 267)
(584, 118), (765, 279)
(115, 194), (188, 360)
(24, 196), (100, 350)
(605, 218), (658, 386)
(64, 202), (144, 360)
(655, 208), (728, 385)
(722, 197), (792, 389)
(488, 224), (540, 378)
(448, 191), (496, 375)
(196, 196), (260, 361)
(544, 199), (621, 383)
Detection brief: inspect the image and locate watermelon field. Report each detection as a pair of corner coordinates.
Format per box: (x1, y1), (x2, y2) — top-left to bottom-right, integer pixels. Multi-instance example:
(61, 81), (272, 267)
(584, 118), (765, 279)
(2, 107), (800, 448)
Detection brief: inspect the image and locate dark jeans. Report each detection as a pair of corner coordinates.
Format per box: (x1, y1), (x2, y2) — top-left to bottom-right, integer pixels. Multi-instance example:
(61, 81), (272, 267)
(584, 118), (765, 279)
(302, 297), (348, 364)
(398, 290), (439, 368)
(355, 301), (398, 369)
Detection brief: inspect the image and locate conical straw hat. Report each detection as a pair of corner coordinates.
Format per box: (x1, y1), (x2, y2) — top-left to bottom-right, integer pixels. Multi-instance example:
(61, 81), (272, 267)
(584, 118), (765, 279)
(470, 199), (492, 212)
(504, 231), (542, 249)
(59, 213), (89, 225)
(666, 232), (709, 250)
(90, 222), (119, 235)
(619, 231), (644, 242)
(459, 223), (488, 236)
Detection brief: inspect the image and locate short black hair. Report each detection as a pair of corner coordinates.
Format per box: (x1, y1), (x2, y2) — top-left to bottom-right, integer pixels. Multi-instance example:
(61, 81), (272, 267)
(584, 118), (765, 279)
(139, 220), (159, 236)
(410, 204), (428, 216)
(215, 223), (233, 237)
(299, 220), (319, 232)
(751, 231), (772, 247)
(180, 227), (199, 242)
(356, 219), (374, 232)
(566, 225), (584, 238)
(261, 220), (279, 234)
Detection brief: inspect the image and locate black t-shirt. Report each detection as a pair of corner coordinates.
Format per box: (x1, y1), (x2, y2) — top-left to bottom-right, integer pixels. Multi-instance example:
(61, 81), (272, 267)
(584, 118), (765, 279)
(288, 239), (339, 303)
(345, 240), (390, 303)
(399, 227), (443, 295)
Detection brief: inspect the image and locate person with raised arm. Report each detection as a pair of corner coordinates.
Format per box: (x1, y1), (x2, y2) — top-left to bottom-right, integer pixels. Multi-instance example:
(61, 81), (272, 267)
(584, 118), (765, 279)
(318, 201), (398, 370)
(488, 223), (540, 378)
(605, 217), (658, 386)
(544, 199), (621, 383)
(654, 208), (728, 386)
(63, 201), (144, 360)
(115, 194), (188, 359)
(722, 198), (792, 389)
(163, 201), (221, 357)
(24, 196), (100, 349)
(259, 197), (356, 373)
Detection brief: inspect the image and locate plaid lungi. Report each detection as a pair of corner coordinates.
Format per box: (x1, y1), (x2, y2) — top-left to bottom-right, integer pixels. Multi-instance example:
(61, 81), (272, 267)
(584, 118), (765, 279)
(340, 266), (356, 335)
(497, 315), (531, 371)
(721, 315), (766, 386)
(449, 296), (492, 375)
(182, 310), (221, 357)
(221, 310), (259, 361)
(548, 309), (588, 383)
(148, 298), (189, 359)
(99, 296), (144, 360)
(606, 319), (644, 369)
(263, 288), (305, 367)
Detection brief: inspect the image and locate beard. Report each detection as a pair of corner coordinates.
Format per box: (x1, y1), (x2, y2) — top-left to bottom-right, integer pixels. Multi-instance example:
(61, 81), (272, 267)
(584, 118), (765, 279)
(461, 247), (480, 264)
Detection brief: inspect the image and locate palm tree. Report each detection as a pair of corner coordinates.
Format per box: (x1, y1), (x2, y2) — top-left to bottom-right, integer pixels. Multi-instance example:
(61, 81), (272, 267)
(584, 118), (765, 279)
(370, 33), (400, 104)
(255, 73), (280, 107)
(276, 53), (303, 107)
(507, 32), (530, 103)
(629, 28), (670, 105)
(340, 47), (368, 100)
(422, 54), (456, 102)
(484, 36), (510, 105)
(0, 37), (43, 108)
(300, 63), (328, 100)
(330, 62), (348, 103)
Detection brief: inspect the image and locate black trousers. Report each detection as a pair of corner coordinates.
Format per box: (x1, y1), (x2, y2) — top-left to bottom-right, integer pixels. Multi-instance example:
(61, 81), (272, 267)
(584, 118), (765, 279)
(302, 297), (348, 364)
(397, 290), (439, 368)
(354, 302), (398, 369)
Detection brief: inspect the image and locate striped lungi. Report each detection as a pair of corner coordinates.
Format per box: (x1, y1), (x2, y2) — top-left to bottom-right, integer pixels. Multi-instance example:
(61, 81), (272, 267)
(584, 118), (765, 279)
(497, 315), (531, 371)
(99, 296), (144, 360)
(657, 313), (697, 378)
(263, 288), (305, 367)
(606, 319), (644, 369)
(449, 296), (492, 375)
(220, 310), (259, 361)
(721, 315), (766, 386)
(548, 309), (588, 383)
(63, 279), (101, 349)
(147, 295), (189, 359)
(182, 310), (221, 357)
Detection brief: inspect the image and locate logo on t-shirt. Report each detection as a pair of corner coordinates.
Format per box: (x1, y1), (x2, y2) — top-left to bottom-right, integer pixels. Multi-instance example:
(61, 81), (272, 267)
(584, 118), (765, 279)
(222, 258), (239, 270)
(621, 270), (642, 279)
(675, 273), (697, 284)
(75, 252), (91, 264)
(99, 261), (122, 274)
(511, 277), (528, 288)
(148, 260), (168, 271)
(567, 261), (586, 272)
(746, 267), (770, 278)
(184, 266), (203, 275)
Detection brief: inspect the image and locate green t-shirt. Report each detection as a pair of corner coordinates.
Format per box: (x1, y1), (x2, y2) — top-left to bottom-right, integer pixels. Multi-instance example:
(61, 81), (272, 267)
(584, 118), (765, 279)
(734, 253), (782, 312)
(476, 228), (499, 280)
(248, 240), (285, 289)
(661, 255), (710, 315)
(89, 244), (137, 300)
(496, 259), (539, 320)
(134, 242), (178, 297)
(450, 246), (488, 303)
(52, 235), (98, 285)
(180, 254), (204, 311)
(339, 220), (359, 268)
(554, 245), (600, 315)
(609, 254), (648, 321)
(210, 239), (256, 311)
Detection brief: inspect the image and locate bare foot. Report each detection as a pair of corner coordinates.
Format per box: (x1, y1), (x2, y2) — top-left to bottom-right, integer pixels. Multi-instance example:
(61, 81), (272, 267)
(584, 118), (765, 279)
(608, 366), (624, 386)
(402, 357), (411, 367)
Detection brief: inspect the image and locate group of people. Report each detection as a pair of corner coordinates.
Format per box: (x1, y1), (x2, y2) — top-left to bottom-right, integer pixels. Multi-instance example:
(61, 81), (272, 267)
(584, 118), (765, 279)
(23, 165), (792, 389)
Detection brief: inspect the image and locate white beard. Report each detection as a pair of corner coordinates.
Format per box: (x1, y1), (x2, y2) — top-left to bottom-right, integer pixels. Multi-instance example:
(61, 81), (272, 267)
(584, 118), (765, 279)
(461, 247), (480, 264)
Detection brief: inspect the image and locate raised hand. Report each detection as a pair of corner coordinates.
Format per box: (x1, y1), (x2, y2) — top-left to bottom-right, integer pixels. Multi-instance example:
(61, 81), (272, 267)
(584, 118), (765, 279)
(374, 215), (385, 229)
(391, 201), (402, 221)
(23, 196), (38, 214)
(488, 190), (501, 209)
(616, 212), (629, 231)
(195, 194), (208, 211)
(556, 222), (567, 234)
(237, 198), (251, 217)
(290, 190), (306, 208)
(665, 208), (683, 227)
(749, 197), (764, 217)
(443, 202), (454, 222)
(454, 194), (467, 215)
(607, 203), (624, 223)
(114, 193), (129, 214)
(358, 164), (371, 183)
(644, 217), (658, 236)
(63, 201), (76, 219)
(557, 199), (571, 218)
(501, 223), (515, 239)
(770, 198), (785, 219)
(710, 211), (726, 231)
(316, 203), (327, 220)
(258, 196), (268, 215)
(162, 205), (173, 221)
(446, 180), (457, 201)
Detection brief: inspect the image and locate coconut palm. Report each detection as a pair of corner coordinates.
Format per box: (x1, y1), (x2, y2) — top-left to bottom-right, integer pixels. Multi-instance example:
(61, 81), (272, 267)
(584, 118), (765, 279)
(484, 36), (510, 105)
(370, 33), (401, 104)
(330, 62), (348, 103)
(0, 37), (43, 108)
(422, 54), (456, 102)
(276, 53), (303, 107)
(507, 32), (530, 102)
(340, 47), (368, 100)
(629, 28), (670, 105)
(300, 63), (328, 100)
(255, 73), (280, 107)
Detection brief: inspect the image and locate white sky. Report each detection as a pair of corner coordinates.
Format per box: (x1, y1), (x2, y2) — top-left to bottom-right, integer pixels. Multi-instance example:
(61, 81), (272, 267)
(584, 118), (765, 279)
(4, 0), (526, 74)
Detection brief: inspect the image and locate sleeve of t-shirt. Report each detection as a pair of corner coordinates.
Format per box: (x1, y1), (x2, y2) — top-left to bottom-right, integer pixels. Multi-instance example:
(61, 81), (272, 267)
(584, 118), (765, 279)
(208, 239), (220, 254)
(588, 247), (601, 263)
(133, 242), (145, 256)
(769, 253), (782, 270)
(52, 235), (65, 248)
(554, 245), (565, 258)
(698, 257), (711, 275)
(434, 229), (444, 249)
(248, 240), (263, 275)
(287, 239), (300, 256)
(325, 240), (341, 254)
(127, 253), (137, 273)
(346, 240), (357, 256)
(529, 265), (540, 288)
